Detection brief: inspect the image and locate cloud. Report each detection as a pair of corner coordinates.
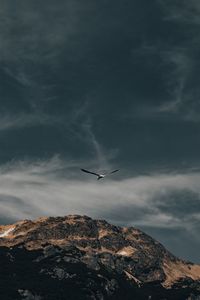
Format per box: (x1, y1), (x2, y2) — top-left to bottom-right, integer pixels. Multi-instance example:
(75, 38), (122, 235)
(0, 156), (200, 262)
(127, 1), (200, 123)
(60, 100), (119, 170)
(80, 121), (116, 170)
(158, 51), (192, 113)
(159, 0), (200, 24)
(0, 157), (199, 230)
(0, 99), (118, 175)
(0, 100), (83, 132)
(0, 0), (84, 65)
(0, 0), (96, 109)
(154, 1), (200, 121)
(131, 45), (199, 122)
(0, 113), (59, 132)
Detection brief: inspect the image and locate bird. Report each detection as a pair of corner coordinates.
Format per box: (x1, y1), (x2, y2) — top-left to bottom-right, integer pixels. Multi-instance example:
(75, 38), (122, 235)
(81, 168), (119, 180)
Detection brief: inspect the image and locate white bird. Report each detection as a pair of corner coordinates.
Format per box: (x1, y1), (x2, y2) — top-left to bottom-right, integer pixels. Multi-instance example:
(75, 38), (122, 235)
(81, 168), (119, 180)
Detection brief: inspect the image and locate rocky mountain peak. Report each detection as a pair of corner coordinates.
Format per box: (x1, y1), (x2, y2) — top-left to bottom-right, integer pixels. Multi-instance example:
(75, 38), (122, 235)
(0, 215), (200, 299)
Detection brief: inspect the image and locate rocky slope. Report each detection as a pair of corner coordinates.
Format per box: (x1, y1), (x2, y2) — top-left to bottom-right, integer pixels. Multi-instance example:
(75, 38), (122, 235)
(0, 215), (200, 299)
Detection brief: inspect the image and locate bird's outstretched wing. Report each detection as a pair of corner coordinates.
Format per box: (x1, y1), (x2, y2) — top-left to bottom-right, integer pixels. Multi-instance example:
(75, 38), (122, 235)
(81, 169), (100, 177)
(109, 169), (119, 174)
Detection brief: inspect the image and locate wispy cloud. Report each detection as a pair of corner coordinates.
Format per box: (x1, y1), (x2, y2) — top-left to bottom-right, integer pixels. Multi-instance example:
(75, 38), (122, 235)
(81, 121), (115, 171)
(0, 113), (58, 132)
(129, 1), (200, 123)
(131, 45), (199, 122)
(158, 51), (192, 113)
(160, 0), (200, 24)
(155, 1), (200, 121)
(0, 98), (117, 175)
(0, 1), (84, 65)
(0, 0), (94, 112)
(62, 100), (119, 171)
(0, 157), (200, 233)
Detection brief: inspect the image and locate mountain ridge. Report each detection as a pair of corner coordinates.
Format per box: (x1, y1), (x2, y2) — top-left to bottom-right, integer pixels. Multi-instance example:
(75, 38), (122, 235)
(0, 214), (200, 299)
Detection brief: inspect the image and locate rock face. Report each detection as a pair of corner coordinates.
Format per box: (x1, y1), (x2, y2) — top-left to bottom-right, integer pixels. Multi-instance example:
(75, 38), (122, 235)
(0, 215), (200, 299)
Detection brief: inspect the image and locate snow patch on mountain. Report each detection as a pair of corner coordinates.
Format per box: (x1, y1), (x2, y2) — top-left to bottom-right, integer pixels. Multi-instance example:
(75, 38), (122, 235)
(0, 227), (15, 238)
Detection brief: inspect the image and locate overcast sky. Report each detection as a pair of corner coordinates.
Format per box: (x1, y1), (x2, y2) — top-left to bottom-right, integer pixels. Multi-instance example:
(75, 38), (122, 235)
(0, 0), (200, 263)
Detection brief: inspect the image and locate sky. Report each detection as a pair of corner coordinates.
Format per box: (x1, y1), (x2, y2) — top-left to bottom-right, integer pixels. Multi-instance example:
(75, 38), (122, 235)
(0, 0), (200, 263)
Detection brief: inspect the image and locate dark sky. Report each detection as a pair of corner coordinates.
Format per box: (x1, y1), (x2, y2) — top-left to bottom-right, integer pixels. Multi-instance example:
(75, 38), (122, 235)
(0, 0), (200, 263)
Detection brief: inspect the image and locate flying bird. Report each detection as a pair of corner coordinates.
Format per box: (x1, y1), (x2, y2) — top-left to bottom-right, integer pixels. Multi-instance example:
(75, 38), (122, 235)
(81, 168), (119, 180)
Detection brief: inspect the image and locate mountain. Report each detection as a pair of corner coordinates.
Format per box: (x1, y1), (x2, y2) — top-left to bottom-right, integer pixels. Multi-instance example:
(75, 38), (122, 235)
(0, 215), (200, 300)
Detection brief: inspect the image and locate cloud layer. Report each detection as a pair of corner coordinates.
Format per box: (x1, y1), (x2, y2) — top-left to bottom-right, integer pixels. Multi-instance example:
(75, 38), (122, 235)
(0, 157), (200, 261)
